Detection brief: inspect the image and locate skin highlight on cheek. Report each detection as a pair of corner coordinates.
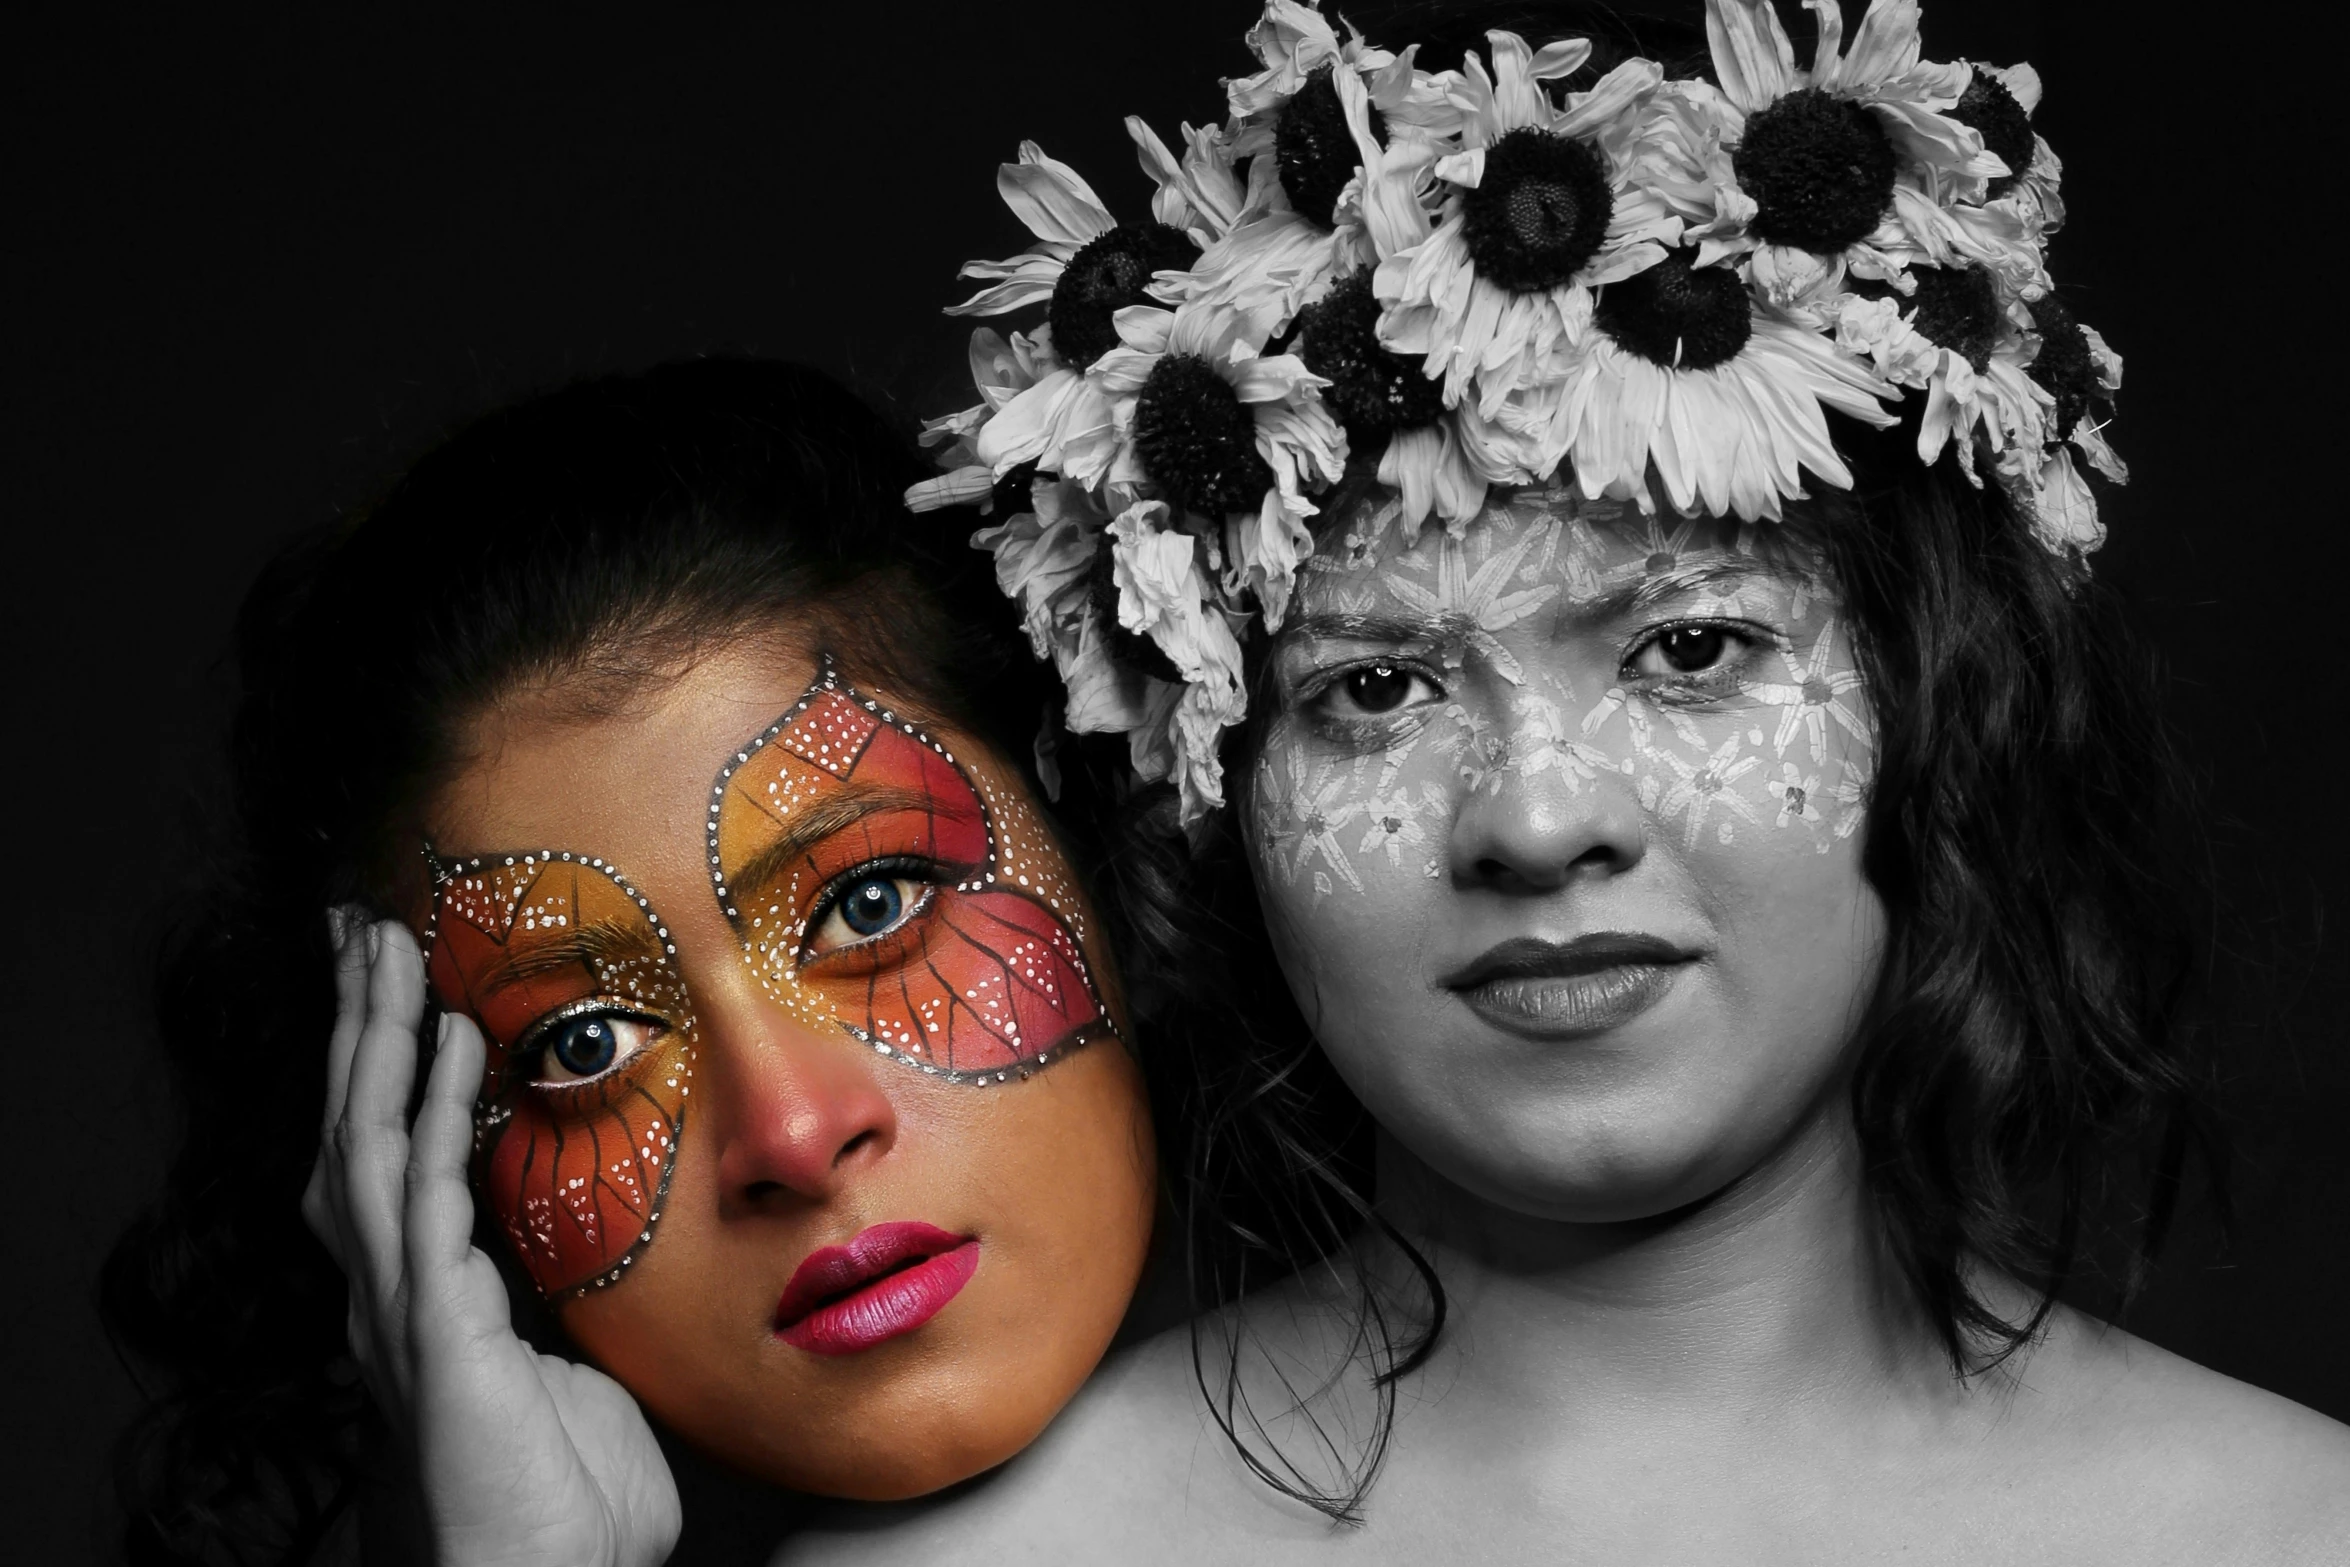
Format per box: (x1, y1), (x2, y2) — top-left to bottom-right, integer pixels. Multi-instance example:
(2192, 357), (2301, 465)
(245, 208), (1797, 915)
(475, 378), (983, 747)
(708, 659), (1115, 1083)
(1253, 485), (1878, 903)
(425, 852), (698, 1299)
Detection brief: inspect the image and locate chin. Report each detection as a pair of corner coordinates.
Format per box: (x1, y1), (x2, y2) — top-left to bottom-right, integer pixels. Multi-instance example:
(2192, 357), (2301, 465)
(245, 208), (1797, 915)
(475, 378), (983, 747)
(1427, 1108), (1771, 1227)
(682, 1377), (1065, 1501)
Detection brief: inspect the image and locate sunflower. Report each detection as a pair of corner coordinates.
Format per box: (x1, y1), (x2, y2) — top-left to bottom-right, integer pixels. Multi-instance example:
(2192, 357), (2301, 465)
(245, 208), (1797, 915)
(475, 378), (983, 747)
(1832, 271), (2050, 482)
(1374, 30), (1676, 479)
(924, 129), (1245, 497)
(1554, 248), (1897, 520)
(1700, 0), (2012, 305)
(1087, 301), (1346, 628)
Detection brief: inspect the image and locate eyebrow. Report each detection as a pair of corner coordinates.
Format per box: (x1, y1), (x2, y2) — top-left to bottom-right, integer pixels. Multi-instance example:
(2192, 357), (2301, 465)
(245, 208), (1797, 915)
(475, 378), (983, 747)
(1283, 561), (1787, 648)
(470, 916), (665, 994)
(725, 782), (948, 909)
(1581, 559), (1784, 621)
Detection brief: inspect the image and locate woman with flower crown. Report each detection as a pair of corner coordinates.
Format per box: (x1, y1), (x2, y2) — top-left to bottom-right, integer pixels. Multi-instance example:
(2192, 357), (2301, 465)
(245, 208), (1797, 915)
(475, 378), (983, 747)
(770, 0), (2350, 1560)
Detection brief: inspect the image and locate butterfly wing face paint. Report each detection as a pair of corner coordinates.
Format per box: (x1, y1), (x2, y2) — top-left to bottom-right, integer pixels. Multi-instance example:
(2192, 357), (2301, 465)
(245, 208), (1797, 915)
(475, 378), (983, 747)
(426, 852), (697, 1299)
(709, 662), (1112, 1082)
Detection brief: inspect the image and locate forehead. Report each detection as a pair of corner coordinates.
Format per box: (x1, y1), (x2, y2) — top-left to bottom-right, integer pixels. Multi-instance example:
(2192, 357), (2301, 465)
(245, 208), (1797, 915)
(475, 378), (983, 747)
(1293, 488), (1825, 624)
(427, 640), (843, 858)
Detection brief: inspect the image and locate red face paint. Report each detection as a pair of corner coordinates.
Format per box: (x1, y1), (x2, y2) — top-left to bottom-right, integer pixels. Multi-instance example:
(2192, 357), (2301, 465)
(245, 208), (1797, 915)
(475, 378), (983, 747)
(425, 853), (696, 1299)
(709, 661), (1113, 1082)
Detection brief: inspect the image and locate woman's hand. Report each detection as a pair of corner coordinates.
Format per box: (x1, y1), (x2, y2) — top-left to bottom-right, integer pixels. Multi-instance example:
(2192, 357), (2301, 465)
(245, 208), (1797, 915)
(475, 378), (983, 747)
(302, 916), (682, 1567)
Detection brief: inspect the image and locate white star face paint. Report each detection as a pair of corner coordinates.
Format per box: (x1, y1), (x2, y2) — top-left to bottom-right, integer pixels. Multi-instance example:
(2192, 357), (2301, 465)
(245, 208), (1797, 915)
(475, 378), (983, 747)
(1244, 484), (1888, 1223)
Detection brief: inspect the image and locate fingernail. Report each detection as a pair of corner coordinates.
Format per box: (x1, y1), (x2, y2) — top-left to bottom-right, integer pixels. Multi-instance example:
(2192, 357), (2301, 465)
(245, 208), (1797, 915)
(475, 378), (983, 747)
(363, 922), (383, 964)
(324, 907), (351, 950)
(435, 1013), (455, 1054)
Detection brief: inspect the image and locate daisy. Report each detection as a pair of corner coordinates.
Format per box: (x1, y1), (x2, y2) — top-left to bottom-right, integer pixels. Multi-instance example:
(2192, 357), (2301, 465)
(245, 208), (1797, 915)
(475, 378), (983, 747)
(1375, 30), (1677, 478)
(1088, 301), (1345, 629)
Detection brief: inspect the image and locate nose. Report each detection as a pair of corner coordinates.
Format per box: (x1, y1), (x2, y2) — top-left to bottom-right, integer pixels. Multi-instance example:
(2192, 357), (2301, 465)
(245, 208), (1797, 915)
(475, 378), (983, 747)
(1446, 739), (1648, 892)
(704, 1008), (899, 1209)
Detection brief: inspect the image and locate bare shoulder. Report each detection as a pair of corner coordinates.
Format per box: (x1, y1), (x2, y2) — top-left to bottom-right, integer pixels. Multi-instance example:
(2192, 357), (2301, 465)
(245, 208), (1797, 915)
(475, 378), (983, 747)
(770, 1322), (1330, 1567)
(2017, 1307), (2350, 1561)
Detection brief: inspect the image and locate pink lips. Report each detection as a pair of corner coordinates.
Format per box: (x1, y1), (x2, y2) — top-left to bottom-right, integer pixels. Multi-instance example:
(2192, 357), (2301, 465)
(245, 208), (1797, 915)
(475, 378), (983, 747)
(773, 1221), (980, 1356)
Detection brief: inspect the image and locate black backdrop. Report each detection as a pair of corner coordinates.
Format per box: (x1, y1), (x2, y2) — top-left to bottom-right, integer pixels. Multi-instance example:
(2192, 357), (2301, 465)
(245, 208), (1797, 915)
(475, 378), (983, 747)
(9, 4), (2345, 1560)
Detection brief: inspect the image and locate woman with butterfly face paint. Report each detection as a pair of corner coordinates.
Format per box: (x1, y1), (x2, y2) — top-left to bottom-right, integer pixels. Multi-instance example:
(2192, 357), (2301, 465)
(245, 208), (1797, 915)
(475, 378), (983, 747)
(107, 359), (1159, 1564)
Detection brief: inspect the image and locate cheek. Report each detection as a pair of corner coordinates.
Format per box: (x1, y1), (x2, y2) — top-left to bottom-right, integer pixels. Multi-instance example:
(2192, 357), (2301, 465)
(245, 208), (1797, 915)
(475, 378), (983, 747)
(1248, 722), (1452, 1004)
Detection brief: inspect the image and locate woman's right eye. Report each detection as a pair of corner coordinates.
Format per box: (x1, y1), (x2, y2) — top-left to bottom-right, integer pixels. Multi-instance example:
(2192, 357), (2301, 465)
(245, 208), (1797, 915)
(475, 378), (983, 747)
(1315, 662), (1439, 719)
(530, 1011), (659, 1085)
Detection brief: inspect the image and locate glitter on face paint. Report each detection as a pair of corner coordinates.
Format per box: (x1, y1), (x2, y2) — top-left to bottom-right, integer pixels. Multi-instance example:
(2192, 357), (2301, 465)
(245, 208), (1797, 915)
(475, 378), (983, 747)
(707, 659), (1115, 1085)
(425, 852), (698, 1301)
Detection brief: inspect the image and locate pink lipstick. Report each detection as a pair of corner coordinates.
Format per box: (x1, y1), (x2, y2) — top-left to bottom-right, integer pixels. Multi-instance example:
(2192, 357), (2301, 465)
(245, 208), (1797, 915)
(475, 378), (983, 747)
(773, 1221), (979, 1356)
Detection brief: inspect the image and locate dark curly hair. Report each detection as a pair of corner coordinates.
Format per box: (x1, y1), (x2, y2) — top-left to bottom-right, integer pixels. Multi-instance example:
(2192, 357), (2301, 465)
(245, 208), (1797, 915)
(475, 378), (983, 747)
(1050, 0), (2219, 1526)
(97, 357), (1181, 1563)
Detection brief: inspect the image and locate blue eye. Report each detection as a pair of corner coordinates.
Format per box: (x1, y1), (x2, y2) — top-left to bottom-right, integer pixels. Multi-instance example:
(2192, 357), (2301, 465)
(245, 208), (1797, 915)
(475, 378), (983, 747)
(550, 1015), (618, 1076)
(839, 877), (905, 936)
(528, 1009), (659, 1085)
(805, 867), (932, 958)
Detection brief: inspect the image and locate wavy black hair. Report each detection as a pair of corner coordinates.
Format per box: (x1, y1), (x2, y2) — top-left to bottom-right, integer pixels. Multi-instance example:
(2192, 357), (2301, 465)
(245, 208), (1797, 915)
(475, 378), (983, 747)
(98, 357), (1182, 1564)
(1060, 0), (2220, 1525)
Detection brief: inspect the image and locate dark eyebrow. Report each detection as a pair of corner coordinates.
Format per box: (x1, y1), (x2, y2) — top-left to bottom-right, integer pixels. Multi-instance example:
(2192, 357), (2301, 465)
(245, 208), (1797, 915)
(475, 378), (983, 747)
(470, 916), (664, 994)
(1567, 559), (1788, 624)
(1281, 610), (1459, 644)
(725, 782), (949, 911)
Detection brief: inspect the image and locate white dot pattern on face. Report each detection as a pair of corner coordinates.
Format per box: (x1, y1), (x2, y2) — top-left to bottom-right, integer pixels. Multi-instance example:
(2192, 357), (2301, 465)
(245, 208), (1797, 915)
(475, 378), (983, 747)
(704, 656), (1110, 1085)
(1253, 487), (1878, 900)
(423, 848), (697, 1300)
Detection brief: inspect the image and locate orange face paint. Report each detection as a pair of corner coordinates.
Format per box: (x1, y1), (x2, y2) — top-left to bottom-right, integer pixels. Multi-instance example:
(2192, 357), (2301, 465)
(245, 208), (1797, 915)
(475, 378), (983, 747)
(709, 660), (1112, 1083)
(425, 853), (696, 1298)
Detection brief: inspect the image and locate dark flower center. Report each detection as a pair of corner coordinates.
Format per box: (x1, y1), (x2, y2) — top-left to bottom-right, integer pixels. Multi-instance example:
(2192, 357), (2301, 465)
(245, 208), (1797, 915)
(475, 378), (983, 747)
(1134, 353), (1276, 520)
(1295, 271), (1446, 446)
(1949, 70), (2035, 201)
(1277, 65), (1379, 229)
(1906, 264), (2000, 372)
(1048, 222), (1201, 370)
(1460, 126), (1615, 293)
(1593, 248), (1752, 370)
(1733, 87), (1897, 253)
(1086, 534), (1185, 684)
(2026, 290), (2102, 444)
(1854, 265), (2000, 372)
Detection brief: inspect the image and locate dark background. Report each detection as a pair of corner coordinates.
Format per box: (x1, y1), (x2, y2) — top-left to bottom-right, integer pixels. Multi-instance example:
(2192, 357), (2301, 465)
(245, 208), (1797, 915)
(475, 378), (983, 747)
(9, 4), (2343, 1560)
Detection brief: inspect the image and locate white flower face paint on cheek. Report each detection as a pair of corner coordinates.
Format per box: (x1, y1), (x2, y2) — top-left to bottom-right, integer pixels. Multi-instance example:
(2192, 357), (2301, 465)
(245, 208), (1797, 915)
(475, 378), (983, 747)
(1250, 486), (1877, 904)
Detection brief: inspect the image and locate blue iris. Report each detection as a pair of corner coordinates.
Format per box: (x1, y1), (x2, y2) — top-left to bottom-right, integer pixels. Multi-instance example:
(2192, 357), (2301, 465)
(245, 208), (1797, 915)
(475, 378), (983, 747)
(549, 1015), (619, 1077)
(839, 877), (905, 937)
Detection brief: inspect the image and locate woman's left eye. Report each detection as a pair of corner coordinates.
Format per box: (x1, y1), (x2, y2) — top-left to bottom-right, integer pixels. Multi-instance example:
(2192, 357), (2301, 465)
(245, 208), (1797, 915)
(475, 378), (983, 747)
(1627, 624), (1751, 678)
(806, 872), (930, 956)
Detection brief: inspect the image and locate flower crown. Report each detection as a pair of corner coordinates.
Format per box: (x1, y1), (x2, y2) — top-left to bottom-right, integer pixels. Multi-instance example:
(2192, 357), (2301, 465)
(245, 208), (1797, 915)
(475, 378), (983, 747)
(907, 0), (2125, 825)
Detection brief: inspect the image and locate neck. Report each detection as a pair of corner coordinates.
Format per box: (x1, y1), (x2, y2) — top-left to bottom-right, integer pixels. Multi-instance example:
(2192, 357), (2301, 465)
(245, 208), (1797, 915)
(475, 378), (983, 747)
(1366, 1100), (1952, 1422)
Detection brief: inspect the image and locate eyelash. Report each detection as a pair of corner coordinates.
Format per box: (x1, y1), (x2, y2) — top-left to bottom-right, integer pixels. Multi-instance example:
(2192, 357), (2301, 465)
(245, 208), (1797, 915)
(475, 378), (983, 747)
(800, 854), (943, 961)
(513, 996), (668, 1089)
(1301, 657), (1447, 724)
(1619, 618), (1777, 695)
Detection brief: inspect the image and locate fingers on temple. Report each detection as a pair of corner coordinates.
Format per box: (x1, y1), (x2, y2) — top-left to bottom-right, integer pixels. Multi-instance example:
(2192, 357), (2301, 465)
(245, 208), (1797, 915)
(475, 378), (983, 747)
(337, 921), (430, 1306)
(406, 1013), (486, 1281)
(320, 905), (375, 1135)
